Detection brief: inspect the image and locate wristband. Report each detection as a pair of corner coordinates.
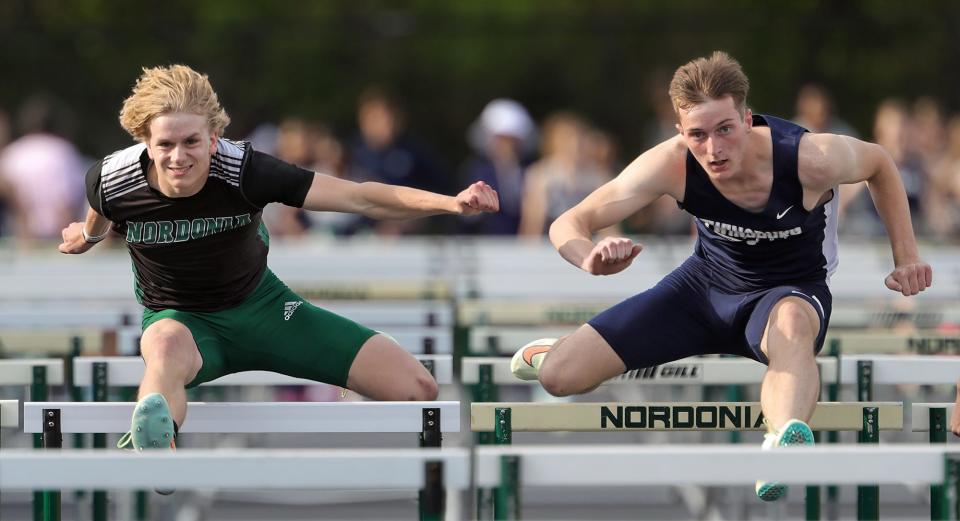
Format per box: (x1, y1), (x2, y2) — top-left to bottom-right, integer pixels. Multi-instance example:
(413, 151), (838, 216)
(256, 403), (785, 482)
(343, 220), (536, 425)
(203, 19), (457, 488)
(82, 227), (109, 243)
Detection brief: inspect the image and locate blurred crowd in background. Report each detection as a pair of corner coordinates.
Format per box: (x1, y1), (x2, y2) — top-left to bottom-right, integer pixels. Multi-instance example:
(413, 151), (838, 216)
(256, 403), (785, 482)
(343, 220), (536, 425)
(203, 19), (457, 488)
(2, 82), (960, 248)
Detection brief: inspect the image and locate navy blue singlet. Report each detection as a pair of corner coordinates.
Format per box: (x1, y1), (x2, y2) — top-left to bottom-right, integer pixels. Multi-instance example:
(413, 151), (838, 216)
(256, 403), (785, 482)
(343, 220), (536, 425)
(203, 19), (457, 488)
(588, 115), (838, 367)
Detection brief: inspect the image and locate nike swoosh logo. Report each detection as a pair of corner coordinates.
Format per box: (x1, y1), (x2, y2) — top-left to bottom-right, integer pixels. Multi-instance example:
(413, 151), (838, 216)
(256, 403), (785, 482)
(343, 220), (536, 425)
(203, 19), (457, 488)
(522, 345), (551, 366)
(776, 206), (794, 219)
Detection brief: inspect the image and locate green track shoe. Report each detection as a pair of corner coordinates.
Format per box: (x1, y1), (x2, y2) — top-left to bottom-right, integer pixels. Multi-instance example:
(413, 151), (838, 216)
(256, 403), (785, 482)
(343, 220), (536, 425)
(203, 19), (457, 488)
(117, 393), (176, 495)
(755, 418), (815, 502)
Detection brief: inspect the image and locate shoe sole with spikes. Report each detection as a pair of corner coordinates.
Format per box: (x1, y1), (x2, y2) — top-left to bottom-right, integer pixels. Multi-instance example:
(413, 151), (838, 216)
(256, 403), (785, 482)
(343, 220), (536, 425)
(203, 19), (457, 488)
(755, 419), (815, 502)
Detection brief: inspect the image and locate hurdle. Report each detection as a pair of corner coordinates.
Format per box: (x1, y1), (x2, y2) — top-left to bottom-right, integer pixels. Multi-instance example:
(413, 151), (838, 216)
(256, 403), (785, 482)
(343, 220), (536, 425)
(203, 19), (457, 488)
(838, 354), (960, 387)
(457, 299), (960, 331)
(23, 401), (458, 521)
(25, 401), (459, 435)
(472, 401), (900, 520)
(0, 400), (18, 512)
(841, 353), (960, 515)
(911, 402), (958, 519)
(827, 332), (960, 356)
(0, 448), (469, 521)
(1, 325), (453, 357)
(461, 354), (837, 404)
(0, 447), (469, 489)
(466, 327), (960, 357)
(912, 403), (956, 435)
(0, 305), (139, 329)
(0, 400), (16, 426)
(473, 444), (958, 520)
(0, 399), (18, 443)
(470, 401), (901, 432)
(0, 358), (65, 387)
(72, 354), (454, 387)
(462, 355), (839, 388)
(288, 279), (453, 301)
(0, 358), (64, 521)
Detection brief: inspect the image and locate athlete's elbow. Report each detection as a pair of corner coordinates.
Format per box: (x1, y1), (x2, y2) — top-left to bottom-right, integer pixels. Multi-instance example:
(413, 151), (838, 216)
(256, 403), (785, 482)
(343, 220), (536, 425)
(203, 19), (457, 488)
(548, 218), (568, 250)
(548, 211), (587, 248)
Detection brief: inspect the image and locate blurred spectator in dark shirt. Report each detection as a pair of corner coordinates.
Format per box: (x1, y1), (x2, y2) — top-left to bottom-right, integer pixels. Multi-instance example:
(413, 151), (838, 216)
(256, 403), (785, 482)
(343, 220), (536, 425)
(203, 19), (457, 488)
(792, 83), (858, 136)
(459, 98), (536, 235)
(912, 97), (946, 169)
(304, 122), (362, 236)
(631, 75), (695, 236)
(347, 87), (448, 236)
(844, 99), (929, 236)
(262, 118), (316, 238)
(792, 83), (866, 222)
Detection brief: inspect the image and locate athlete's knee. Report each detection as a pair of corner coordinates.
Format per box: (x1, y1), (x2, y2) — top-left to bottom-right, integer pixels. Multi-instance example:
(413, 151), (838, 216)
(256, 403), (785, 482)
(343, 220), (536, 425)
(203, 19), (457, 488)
(768, 298), (819, 346)
(538, 338), (593, 397)
(539, 360), (581, 397)
(140, 321), (198, 373)
(390, 371), (438, 401)
(412, 372), (439, 401)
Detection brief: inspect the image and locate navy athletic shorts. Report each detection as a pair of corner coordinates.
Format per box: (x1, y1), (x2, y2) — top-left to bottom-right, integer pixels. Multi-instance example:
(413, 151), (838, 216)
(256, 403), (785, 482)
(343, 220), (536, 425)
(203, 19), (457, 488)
(587, 255), (832, 368)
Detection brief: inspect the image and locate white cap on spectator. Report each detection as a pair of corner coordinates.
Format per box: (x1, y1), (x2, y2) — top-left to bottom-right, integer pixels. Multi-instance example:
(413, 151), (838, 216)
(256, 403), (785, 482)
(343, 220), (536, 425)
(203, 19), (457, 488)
(469, 98), (537, 154)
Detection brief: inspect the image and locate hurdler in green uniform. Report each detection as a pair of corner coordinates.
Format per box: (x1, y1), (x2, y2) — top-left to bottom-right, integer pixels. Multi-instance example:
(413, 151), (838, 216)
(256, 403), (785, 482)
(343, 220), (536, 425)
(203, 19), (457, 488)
(60, 64), (501, 464)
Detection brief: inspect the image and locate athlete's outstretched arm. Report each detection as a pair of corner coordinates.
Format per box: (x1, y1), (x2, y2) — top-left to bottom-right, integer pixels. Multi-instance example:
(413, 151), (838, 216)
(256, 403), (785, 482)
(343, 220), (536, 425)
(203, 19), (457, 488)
(808, 134), (932, 295)
(59, 207), (113, 254)
(550, 137), (686, 276)
(300, 174), (499, 219)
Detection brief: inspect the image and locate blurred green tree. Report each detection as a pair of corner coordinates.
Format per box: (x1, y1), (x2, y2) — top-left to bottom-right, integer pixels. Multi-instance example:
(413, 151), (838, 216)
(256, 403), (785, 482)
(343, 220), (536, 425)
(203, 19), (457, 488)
(1, 0), (957, 175)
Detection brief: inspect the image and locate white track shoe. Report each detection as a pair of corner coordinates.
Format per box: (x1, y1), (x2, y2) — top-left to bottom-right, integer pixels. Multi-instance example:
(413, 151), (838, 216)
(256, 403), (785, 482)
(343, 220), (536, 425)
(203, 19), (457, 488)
(510, 338), (557, 381)
(755, 419), (815, 502)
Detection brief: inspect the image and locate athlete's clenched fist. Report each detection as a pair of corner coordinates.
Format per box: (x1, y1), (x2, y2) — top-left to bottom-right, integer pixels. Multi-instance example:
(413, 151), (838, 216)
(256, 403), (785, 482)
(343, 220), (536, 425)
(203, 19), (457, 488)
(884, 260), (933, 296)
(455, 181), (499, 216)
(581, 237), (643, 276)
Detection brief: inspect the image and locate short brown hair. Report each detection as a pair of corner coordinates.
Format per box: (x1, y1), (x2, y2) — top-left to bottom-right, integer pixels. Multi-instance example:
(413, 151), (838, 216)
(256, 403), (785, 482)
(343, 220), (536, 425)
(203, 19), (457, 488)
(668, 51), (749, 116)
(119, 65), (230, 141)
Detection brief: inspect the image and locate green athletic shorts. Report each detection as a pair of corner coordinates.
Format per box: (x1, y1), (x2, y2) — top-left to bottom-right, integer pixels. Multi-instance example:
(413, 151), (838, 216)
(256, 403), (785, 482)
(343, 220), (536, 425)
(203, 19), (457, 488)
(141, 269), (377, 388)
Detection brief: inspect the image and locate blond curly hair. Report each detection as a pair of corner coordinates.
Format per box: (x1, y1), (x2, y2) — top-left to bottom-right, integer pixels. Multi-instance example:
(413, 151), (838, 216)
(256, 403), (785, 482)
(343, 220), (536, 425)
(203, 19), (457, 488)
(119, 64), (230, 141)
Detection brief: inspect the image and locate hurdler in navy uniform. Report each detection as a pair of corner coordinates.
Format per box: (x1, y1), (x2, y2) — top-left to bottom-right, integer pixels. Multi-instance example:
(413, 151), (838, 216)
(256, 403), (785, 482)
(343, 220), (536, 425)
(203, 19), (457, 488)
(511, 51), (932, 502)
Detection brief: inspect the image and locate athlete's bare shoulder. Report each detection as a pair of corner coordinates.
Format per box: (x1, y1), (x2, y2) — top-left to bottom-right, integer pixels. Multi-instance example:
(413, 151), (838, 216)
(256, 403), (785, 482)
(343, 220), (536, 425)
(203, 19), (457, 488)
(797, 132), (854, 190)
(616, 134), (688, 200)
(641, 134), (688, 177)
(658, 133), (691, 161)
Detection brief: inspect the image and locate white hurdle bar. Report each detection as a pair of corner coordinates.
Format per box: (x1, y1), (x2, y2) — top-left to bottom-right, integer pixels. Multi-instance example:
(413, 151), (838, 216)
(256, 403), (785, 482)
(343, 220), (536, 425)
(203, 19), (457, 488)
(0, 358), (64, 386)
(0, 448), (470, 490)
(471, 401), (902, 432)
(24, 401), (460, 433)
(463, 354), (960, 387)
(912, 403), (956, 431)
(462, 356), (838, 385)
(474, 445), (951, 487)
(0, 400), (18, 428)
(467, 327), (960, 356)
(839, 355), (960, 385)
(0, 326), (453, 356)
(73, 354), (453, 386)
(372, 328), (454, 354)
(830, 331), (960, 355)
